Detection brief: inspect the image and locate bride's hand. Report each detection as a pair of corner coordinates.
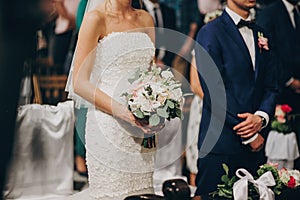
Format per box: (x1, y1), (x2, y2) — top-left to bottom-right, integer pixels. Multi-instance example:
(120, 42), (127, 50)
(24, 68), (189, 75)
(135, 119), (165, 134)
(114, 104), (165, 133)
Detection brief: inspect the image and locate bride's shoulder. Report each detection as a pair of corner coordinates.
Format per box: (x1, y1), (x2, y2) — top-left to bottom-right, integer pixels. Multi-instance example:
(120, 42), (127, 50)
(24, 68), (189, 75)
(84, 8), (106, 25)
(133, 9), (154, 27)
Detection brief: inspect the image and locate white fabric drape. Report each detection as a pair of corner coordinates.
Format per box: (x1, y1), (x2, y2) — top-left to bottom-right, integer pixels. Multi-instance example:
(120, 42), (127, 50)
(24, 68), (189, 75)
(4, 101), (75, 200)
(265, 131), (299, 169)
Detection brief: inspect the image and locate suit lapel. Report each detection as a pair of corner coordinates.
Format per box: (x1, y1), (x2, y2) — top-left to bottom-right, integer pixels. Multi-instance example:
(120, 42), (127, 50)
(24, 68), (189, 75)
(252, 25), (260, 81)
(220, 11), (253, 67)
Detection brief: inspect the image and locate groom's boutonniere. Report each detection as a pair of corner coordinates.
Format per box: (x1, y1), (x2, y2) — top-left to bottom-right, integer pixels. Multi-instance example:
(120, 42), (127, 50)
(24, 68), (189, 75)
(258, 32), (269, 53)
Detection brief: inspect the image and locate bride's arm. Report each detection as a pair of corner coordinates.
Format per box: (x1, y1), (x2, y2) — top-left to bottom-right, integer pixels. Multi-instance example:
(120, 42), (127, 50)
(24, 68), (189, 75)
(72, 11), (134, 123)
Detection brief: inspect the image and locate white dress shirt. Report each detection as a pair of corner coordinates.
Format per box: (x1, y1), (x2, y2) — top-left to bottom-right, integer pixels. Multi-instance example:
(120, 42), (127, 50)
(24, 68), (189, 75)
(282, 0), (300, 28)
(143, 0), (164, 27)
(225, 7), (256, 68)
(225, 7), (269, 144)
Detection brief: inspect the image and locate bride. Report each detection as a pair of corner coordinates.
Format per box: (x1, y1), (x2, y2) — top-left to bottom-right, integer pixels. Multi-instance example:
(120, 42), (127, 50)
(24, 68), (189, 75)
(66, 0), (162, 199)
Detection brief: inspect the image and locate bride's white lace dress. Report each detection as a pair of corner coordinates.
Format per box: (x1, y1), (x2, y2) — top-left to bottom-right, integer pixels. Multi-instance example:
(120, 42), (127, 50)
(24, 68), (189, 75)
(66, 32), (156, 200)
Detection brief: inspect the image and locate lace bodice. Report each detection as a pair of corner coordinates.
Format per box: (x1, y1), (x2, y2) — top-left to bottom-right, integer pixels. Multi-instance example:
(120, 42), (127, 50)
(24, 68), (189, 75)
(66, 32), (155, 108)
(91, 32), (154, 93)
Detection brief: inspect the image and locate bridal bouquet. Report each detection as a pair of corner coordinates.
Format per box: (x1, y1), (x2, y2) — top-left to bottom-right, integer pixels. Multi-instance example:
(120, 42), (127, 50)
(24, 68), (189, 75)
(210, 163), (300, 200)
(122, 64), (184, 148)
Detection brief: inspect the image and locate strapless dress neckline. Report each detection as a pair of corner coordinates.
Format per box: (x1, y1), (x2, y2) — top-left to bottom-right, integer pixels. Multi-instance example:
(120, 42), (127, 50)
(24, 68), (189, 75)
(99, 31), (152, 45)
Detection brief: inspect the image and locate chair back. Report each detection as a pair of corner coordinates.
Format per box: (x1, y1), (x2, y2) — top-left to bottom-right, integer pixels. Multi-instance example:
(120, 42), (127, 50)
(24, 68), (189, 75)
(33, 74), (67, 105)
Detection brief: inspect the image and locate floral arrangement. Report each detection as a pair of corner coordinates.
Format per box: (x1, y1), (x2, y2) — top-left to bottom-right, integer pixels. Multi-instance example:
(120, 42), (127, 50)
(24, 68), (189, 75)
(204, 9), (223, 24)
(210, 163), (300, 200)
(122, 64), (183, 148)
(279, 167), (300, 189)
(271, 104), (293, 134)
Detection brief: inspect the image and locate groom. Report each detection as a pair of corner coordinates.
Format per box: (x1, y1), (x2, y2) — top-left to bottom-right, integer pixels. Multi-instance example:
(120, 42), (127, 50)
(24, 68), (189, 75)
(194, 0), (278, 199)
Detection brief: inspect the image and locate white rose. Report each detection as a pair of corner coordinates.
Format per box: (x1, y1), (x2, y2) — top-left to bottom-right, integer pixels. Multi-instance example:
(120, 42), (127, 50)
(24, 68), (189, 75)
(170, 88), (183, 100)
(140, 100), (153, 113)
(151, 101), (161, 109)
(161, 70), (174, 80)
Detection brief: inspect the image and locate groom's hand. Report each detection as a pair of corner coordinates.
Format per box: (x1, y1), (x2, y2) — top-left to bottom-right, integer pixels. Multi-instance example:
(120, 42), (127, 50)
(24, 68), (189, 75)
(233, 113), (262, 138)
(250, 134), (264, 152)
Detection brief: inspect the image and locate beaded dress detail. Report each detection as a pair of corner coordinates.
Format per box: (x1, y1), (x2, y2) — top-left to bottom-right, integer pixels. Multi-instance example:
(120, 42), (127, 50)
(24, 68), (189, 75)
(73, 32), (156, 200)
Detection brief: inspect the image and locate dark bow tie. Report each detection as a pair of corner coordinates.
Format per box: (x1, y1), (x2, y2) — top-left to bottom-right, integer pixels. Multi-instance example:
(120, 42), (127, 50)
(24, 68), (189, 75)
(237, 19), (255, 29)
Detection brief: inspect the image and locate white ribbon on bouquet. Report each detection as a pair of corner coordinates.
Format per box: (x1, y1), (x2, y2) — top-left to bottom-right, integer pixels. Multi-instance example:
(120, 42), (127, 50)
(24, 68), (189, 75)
(233, 168), (276, 200)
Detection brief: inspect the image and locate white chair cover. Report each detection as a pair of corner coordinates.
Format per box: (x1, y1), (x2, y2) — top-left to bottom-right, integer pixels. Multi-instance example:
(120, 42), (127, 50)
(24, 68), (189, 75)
(4, 101), (75, 200)
(265, 130), (299, 169)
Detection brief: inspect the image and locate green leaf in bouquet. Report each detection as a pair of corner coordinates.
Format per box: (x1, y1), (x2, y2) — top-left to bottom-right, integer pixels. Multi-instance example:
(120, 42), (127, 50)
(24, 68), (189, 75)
(135, 109), (144, 119)
(157, 108), (169, 118)
(228, 176), (237, 187)
(175, 108), (182, 118)
(218, 188), (232, 198)
(121, 92), (129, 97)
(221, 175), (230, 184)
(271, 120), (293, 134)
(222, 164), (229, 175)
(149, 114), (160, 126)
(273, 188), (282, 196)
(217, 184), (226, 188)
(166, 100), (175, 109)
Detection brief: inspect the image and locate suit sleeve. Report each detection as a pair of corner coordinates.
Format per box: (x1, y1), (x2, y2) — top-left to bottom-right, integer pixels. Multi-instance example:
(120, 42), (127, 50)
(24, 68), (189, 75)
(195, 26), (243, 128)
(258, 45), (279, 138)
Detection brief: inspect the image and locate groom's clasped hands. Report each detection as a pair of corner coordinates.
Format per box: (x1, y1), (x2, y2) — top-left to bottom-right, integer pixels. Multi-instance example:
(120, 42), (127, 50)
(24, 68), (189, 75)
(233, 113), (265, 152)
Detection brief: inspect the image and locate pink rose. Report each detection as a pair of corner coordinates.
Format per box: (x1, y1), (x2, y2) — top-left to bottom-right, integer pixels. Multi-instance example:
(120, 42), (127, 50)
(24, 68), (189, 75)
(268, 162), (279, 169)
(277, 115), (286, 123)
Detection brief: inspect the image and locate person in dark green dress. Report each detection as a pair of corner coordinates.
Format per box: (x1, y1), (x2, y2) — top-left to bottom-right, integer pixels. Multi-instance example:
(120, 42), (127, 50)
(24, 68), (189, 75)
(74, 0), (88, 177)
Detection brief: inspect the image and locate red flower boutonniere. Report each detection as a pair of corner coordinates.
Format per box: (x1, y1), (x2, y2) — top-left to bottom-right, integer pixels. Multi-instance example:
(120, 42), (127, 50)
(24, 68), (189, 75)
(258, 32), (269, 53)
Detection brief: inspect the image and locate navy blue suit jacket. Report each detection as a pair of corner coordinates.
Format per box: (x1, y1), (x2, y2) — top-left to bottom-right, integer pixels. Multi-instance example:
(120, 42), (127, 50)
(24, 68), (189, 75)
(195, 11), (278, 155)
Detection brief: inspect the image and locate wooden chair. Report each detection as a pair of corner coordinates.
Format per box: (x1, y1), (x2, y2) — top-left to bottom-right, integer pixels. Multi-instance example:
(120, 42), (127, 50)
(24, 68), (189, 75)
(33, 74), (68, 105)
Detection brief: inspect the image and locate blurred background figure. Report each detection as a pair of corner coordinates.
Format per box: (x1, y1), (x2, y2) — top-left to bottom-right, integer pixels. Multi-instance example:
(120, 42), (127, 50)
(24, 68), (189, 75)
(73, 0), (88, 179)
(0, 0), (49, 199)
(257, 0), (300, 169)
(186, 55), (203, 187)
(48, 0), (79, 74)
(171, 0), (203, 88)
(132, 0), (177, 68)
(197, 0), (223, 15)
